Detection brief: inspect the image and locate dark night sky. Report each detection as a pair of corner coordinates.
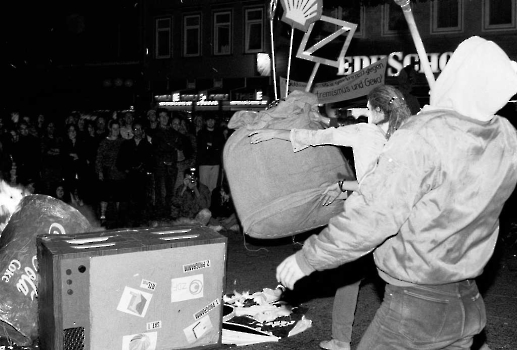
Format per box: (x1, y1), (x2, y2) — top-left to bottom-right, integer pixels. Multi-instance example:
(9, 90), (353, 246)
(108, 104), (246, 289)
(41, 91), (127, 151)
(2, 1), (140, 68)
(1, 1), (142, 111)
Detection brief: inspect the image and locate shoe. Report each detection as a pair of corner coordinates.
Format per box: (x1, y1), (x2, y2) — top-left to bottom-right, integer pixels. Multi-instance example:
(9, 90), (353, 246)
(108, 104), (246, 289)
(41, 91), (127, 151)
(208, 225), (223, 232)
(319, 339), (351, 350)
(229, 224), (240, 232)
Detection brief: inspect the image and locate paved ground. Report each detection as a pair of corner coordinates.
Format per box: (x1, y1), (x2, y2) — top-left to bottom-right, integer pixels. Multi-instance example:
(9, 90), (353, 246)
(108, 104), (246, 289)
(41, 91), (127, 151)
(216, 227), (517, 350)
(2, 209), (516, 349)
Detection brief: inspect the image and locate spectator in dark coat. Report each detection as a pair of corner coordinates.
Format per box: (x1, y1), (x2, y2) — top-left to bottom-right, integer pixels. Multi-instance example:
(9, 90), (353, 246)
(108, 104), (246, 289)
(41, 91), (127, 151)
(117, 120), (154, 226)
(196, 115), (225, 193)
(61, 124), (89, 200)
(81, 121), (101, 205)
(95, 119), (126, 222)
(152, 109), (184, 216)
(171, 115), (195, 191)
(40, 121), (64, 195)
(11, 121), (40, 186)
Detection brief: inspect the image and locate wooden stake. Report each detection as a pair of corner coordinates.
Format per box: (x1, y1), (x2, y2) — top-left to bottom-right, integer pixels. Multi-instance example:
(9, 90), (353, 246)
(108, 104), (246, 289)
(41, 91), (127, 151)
(269, 0), (279, 100)
(394, 0), (435, 89)
(286, 28), (294, 98)
(305, 63), (320, 93)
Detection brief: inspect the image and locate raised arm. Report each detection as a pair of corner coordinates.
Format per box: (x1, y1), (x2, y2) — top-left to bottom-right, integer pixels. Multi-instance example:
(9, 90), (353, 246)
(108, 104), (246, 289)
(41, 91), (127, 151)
(248, 129), (290, 143)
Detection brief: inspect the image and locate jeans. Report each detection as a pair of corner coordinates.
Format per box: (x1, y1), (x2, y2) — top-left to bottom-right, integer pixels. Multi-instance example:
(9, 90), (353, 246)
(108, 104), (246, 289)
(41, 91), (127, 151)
(332, 279), (361, 343)
(330, 255), (372, 343)
(154, 164), (177, 212)
(357, 280), (486, 350)
(199, 164), (220, 193)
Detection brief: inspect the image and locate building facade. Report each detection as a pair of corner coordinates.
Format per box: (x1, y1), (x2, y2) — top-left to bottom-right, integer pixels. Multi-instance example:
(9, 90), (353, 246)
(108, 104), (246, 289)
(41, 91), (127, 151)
(5, 0), (515, 114)
(143, 0), (517, 112)
(144, 0), (270, 112)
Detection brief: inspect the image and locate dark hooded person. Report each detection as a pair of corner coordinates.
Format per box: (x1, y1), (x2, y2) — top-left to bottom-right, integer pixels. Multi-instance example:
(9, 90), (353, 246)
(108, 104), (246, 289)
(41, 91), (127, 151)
(276, 36), (517, 349)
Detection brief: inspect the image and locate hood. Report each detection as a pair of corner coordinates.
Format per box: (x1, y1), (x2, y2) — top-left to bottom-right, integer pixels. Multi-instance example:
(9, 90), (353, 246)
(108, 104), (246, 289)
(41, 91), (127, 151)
(429, 36), (517, 121)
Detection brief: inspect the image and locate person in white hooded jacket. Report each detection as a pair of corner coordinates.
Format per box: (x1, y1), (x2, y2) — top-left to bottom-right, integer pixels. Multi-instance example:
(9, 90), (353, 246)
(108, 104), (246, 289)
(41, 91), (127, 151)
(276, 36), (517, 349)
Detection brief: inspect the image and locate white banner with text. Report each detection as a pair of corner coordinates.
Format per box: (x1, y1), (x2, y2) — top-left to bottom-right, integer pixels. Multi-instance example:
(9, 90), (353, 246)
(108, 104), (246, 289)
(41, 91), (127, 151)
(280, 57), (388, 104)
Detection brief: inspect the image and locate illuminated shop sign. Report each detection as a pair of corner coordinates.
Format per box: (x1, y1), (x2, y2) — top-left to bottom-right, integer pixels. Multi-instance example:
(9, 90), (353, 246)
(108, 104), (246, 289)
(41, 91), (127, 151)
(197, 101), (218, 106)
(229, 100), (267, 106)
(232, 90), (264, 101)
(180, 94), (198, 102)
(179, 91), (206, 102)
(338, 51), (454, 77)
(155, 94), (172, 102)
(160, 102), (191, 106)
(158, 101), (219, 107)
(208, 94), (229, 101)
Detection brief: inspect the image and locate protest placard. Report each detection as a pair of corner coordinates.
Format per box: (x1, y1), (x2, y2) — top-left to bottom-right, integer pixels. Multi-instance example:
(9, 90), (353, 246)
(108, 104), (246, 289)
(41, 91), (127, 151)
(280, 57), (388, 104)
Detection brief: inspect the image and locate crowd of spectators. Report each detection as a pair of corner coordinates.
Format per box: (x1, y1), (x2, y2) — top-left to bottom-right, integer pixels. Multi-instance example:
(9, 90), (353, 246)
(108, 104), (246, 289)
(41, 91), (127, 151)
(0, 108), (237, 230)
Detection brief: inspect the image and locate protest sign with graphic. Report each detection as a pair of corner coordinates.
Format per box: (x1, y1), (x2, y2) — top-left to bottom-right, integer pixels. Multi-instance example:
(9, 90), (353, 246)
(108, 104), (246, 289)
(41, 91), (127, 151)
(280, 57), (387, 104)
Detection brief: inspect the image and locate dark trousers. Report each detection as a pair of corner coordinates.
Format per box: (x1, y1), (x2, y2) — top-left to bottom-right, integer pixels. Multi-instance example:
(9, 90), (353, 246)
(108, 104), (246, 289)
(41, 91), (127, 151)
(154, 164), (177, 215)
(127, 170), (150, 223)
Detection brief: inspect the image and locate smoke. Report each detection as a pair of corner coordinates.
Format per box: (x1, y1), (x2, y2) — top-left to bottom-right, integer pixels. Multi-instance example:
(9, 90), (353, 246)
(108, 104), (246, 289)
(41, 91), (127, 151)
(74, 204), (104, 230)
(0, 181), (28, 236)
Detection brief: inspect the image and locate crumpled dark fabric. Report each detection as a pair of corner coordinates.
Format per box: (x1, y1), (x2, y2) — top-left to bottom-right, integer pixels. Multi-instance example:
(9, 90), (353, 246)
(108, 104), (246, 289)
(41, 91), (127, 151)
(0, 195), (92, 345)
(224, 91), (355, 239)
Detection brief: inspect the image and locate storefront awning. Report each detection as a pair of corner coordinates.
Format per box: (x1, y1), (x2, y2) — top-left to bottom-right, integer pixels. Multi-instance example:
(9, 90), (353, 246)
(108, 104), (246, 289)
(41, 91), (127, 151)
(155, 77), (270, 112)
(207, 87), (229, 101)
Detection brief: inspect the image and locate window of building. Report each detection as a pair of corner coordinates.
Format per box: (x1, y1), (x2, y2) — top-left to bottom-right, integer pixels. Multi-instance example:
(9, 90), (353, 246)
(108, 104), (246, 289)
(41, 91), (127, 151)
(324, 4), (364, 37)
(155, 18), (171, 59)
(382, 2), (409, 35)
(431, 0), (463, 33)
(214, 11), (232, 55)
(342, 4), (364, 36)
(244, 8), (264, 53)
(183, 14), (201, 57)
(483, 0), (516, 31)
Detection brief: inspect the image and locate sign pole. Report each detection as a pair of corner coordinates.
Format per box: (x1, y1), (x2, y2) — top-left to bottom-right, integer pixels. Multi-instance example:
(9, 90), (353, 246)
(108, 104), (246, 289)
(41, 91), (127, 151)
(286, 28), (294, 98)
(305, 63), (320, 93)
(394, 0), (435, 89)
(269, 0), (279, 100)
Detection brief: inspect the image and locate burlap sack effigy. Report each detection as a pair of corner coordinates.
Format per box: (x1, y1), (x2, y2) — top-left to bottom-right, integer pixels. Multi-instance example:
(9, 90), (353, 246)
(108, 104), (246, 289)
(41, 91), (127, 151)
(224, 91), (355, 239)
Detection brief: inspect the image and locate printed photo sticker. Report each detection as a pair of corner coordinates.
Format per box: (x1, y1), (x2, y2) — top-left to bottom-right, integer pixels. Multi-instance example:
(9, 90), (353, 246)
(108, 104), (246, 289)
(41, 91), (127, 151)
(183, 316), (213, 343)
(121, 331), (157, 350)
(171, 274), (204, 303)
(117, 286), (153, 317)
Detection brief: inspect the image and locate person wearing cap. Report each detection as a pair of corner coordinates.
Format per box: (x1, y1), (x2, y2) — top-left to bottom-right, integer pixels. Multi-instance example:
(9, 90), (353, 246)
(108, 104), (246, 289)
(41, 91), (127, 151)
(276, 36), (517, 349)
